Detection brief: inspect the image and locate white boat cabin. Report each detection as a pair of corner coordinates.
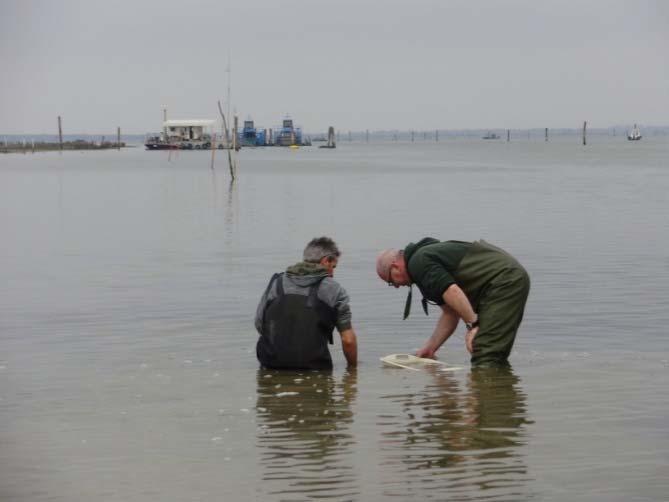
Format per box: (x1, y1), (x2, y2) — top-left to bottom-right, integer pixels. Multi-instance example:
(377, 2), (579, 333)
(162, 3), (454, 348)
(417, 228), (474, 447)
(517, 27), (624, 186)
(161, 119), (216, 142)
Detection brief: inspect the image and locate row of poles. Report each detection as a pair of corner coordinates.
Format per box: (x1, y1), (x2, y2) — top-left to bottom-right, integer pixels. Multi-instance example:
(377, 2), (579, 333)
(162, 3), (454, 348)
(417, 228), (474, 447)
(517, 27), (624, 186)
(56, 116), (122, 151)
(337, 123), (590, 144)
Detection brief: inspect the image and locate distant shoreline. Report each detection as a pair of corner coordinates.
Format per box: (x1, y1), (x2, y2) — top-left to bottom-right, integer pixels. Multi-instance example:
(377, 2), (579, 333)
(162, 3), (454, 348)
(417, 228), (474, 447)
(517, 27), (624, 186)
(1, 140), (126, 154)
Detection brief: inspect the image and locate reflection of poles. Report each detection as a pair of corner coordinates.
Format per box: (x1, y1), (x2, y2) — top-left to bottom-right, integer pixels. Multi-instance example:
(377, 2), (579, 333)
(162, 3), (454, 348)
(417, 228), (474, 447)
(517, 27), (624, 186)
(210, 133), (216, 170)
(224, 177), (238, 243)
(217, 100), (236, 180)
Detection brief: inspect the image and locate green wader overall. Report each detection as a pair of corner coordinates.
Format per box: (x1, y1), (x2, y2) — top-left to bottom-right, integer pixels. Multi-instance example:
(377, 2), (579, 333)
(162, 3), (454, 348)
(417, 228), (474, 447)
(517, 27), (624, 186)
(455, 240), (530, 365)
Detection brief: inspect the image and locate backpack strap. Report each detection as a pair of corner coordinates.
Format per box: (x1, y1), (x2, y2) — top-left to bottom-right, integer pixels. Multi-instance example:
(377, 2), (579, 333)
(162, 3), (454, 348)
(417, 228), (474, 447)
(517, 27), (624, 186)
(306, 276), (325, 308)
(307, 277), (334, 344)
(274, 272), (284, 297)
(261, 273), (282, 328)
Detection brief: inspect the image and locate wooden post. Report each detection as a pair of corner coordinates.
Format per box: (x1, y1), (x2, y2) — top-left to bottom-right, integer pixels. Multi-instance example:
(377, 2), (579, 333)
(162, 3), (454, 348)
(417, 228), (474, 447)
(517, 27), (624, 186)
(58, 116), (63, 151)
(217, 100), (235, 180)
(507, 129), (510, 142)
(117, 127), (121, 151)
(545, 127), (548, 142)
(233, 115), (238, 151)
(583, 121), (587, 145)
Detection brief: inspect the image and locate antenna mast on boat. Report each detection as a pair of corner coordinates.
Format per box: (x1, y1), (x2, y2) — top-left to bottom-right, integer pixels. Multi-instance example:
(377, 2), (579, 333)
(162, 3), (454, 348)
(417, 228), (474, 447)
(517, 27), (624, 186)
(226, 53), (232, 131)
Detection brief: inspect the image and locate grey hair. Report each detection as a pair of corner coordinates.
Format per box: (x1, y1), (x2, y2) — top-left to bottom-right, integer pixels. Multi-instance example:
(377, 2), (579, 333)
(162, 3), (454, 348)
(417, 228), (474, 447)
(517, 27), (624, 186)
(303, 236), (341, 263)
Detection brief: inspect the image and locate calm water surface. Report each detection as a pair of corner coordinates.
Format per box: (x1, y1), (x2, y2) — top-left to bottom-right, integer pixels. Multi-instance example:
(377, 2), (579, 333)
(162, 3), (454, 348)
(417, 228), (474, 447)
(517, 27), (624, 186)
(1, 138), (668, 500)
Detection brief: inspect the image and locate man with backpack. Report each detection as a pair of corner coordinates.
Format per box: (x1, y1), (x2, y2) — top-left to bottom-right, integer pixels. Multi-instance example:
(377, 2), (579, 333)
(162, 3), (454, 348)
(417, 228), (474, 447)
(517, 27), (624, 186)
(255, 237), (358, 369)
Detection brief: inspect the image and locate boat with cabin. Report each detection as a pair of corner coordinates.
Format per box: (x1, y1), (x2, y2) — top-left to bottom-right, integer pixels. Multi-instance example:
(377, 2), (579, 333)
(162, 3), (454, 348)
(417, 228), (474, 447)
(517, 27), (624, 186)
(275, 117), (310, 146)
(238, 119), (268, 147)
(145, 119), (232, 150)
(627, 124), (642, 141)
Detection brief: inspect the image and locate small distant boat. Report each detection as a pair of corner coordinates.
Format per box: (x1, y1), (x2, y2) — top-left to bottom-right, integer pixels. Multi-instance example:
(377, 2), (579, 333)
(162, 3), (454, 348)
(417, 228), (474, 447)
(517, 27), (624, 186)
(319, 126), (336, 149)
(482, 132), (500, 140)
(627, 124), (642, 141)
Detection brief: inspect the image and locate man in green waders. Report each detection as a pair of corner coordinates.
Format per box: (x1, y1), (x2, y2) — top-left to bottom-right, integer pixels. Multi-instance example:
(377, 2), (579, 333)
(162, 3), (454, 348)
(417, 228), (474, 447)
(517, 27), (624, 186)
(376, 239), (530, 366)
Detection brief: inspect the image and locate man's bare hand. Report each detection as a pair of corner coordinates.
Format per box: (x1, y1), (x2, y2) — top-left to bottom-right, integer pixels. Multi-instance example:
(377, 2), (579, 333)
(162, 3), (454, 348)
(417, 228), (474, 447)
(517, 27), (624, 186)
(465, 326), (479, 354)
(415, 347), (436, 359)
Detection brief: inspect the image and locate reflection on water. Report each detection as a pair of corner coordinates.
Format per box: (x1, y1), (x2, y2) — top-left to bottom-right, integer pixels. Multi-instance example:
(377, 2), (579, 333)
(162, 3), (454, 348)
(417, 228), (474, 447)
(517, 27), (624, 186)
(224, 178), (238, 244)
(378, 366), (532, 500)
(255, 369), (359, 500)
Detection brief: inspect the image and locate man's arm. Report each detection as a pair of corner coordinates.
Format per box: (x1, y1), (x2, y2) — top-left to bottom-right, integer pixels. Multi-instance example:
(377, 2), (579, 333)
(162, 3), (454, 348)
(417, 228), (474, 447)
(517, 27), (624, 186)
(442, 283), (477, 322)
(416, 304), (459, 358)
(339, 328), (358, 367)
(442, 283), (480, 354)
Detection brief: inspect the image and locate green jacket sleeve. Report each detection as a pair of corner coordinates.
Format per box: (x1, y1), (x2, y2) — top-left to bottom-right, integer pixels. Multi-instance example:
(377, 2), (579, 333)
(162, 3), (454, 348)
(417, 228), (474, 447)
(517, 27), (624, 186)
(411, 261), (456, 305)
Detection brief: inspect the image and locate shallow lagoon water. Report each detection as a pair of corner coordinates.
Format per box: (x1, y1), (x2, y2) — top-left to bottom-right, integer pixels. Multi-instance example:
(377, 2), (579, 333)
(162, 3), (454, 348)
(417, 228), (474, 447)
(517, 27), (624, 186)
(1, 138), (668, 500)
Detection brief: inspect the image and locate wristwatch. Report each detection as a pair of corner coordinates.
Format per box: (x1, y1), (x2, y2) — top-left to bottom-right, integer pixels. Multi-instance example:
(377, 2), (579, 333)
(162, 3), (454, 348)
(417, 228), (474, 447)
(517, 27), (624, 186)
(465, 317), (479, 331)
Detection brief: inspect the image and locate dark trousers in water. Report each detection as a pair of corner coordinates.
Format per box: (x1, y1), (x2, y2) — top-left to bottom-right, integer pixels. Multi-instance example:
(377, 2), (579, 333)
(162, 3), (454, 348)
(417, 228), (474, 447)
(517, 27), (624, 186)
(456, 240), (531, 365)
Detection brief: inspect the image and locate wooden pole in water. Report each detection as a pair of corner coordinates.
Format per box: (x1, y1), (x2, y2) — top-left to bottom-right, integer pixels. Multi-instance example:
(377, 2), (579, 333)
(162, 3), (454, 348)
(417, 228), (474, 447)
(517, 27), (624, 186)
(545, 127), (548, 142)
(582, 121), (587, 145)
(217, 100), (235, 181)
(507, 129), (510, 142)
(233, 115), (238, 150)
(117, 127), (121, 151)
(58, 116), (63, 151)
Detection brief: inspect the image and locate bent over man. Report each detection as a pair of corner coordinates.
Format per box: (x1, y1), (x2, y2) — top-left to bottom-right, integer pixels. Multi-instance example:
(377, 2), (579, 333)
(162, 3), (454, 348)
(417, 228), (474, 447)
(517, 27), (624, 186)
(376, 238), (530, 366)
(255, 237), (358, 369)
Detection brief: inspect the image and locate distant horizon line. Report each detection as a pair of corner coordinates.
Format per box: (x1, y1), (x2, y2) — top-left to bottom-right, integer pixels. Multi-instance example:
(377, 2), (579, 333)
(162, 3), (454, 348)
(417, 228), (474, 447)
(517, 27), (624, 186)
(3, 124), (668, 138)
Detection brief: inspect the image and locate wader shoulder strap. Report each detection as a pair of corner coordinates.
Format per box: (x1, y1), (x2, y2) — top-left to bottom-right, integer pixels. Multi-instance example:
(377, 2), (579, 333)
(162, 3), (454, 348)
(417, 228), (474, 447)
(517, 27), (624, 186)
(274, 272), (284, 297)
(261, 273), (282, 328)
(306, 277), (325, 308)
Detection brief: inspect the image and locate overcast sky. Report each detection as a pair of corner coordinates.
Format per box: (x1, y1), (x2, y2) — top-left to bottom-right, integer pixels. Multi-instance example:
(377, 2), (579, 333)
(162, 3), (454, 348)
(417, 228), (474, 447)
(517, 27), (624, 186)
(1, 0), (667, 134)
